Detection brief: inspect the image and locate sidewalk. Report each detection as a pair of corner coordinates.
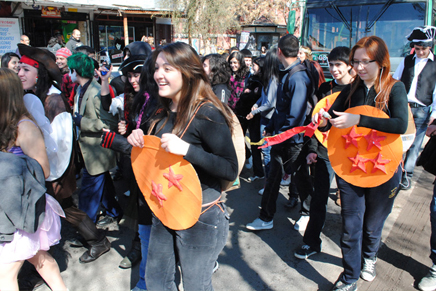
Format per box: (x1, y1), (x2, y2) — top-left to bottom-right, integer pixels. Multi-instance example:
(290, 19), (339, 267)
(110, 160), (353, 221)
(30, 166), (434, 291)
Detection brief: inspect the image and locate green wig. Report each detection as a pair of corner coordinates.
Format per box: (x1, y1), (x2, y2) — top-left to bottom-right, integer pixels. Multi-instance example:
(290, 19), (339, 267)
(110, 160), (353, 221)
(67, 52), (94, 79)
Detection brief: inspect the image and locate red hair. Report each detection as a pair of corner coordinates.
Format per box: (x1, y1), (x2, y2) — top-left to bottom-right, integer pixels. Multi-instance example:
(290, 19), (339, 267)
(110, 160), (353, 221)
(348, 36), (398, 110)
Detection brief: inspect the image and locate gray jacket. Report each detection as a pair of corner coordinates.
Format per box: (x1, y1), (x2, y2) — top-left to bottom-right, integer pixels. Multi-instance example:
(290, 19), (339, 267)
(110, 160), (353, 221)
(0, 152), (46, 243)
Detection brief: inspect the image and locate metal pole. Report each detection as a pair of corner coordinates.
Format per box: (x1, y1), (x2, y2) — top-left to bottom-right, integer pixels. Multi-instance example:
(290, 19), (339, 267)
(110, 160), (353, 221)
(123, 13), (129, 46)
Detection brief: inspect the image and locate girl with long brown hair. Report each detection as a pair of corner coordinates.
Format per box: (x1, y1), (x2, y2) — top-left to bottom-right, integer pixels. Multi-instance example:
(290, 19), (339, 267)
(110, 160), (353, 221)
(127, 42), (238, 291)
(0, 68), (67, 291)
(315, 36), (408, 290)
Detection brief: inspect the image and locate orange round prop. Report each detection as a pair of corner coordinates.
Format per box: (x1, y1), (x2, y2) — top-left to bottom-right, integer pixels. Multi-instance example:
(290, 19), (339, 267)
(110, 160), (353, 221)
(312, 92), (340, 147)
(327, 105), (403, 188)
(131, 135), (202, 230)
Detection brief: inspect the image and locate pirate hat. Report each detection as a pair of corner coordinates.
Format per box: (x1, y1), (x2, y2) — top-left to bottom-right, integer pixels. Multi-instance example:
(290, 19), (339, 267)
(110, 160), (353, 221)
(119, 54), (146, 76)
(18, 44), (62, 85)
(406, 26), (436, 47)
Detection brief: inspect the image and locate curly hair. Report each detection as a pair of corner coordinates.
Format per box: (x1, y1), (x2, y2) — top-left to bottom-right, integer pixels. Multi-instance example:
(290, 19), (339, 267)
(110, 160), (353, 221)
(67, 52), (94, 79)
(228, 51), (250, 80)
(202, 54), (231, 86)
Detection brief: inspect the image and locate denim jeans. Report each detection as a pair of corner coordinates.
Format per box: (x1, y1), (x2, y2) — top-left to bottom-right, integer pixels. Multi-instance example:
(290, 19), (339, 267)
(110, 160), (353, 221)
(430, 181), (436, 265)
(135, 224), (151, 290)
(303, 156), (334, 252)
(78, 169), (122, 223)
(404, 105), (431, 177)
(260, 118), (271, 177)
(337, 167), (401, 284)
(145, 204), (229, 291)
(259, 141), (305, 222)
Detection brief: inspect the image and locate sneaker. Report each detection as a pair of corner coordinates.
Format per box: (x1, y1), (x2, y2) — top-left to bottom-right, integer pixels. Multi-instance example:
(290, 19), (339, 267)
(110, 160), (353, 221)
(212, 261), (219, 273)
(294, 245), (319, 260)
(285, 197), (298, 208)
(280, 173), (291, 186)
(258, 188), (264, 195)
(248, 175), (264, 182)
(360, 257), (377, 282)
(294, 215), (310, 231)
(331, 280), (357, 291)
(246, 218), (273, 230)
(418, 264), (436, 291)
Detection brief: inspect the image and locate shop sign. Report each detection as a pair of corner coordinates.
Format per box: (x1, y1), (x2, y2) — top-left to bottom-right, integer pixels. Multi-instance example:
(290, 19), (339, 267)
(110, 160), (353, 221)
(42, 6), (61, 18)
(0, 18), (20, 55)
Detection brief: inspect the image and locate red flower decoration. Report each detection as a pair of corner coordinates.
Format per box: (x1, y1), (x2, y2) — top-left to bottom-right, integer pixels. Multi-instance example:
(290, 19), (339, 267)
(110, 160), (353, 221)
(369, 152), (391, 174)
(348, 153), (369, 173)
(151, 181), (167, 206)
(364, 129), (387, 151)
(342, 126), (363, 149)
(163, 166), (184, 191)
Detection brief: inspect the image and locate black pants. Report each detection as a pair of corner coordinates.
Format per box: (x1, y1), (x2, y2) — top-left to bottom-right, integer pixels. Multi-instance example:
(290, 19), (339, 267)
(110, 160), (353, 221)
(259, 141), (306, 222)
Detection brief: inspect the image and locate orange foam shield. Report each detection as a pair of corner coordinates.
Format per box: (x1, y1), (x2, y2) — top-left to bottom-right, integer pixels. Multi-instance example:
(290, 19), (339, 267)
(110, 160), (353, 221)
(131, 135), (202, 230)
(327, 105), (403, 188)
(312, 92), (340, 147)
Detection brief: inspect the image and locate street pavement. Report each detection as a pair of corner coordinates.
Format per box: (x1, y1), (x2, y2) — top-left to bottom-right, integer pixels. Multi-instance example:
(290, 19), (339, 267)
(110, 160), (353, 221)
(27, 163), (435, 291)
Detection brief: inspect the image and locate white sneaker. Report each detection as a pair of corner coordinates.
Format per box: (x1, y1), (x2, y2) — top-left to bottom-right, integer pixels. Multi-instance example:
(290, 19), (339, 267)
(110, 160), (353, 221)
(248, 175), (264, 182)
(258, 188), (264, 195)
(294, 215), (310, 231)
(246, 218), (273, 230)
(281, 174), (291, 186)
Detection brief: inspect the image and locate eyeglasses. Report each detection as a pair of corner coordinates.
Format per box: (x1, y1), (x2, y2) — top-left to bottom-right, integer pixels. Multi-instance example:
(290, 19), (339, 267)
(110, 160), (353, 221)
(351, 60), (376, 67)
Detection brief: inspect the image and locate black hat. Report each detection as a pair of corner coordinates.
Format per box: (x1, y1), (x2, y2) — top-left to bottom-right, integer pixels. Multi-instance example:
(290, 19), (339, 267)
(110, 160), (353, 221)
(123, 41), (152, 58)
(119, 54), (146, 76)
(406, 26), (436, 47)
(18, 44), (62, 85)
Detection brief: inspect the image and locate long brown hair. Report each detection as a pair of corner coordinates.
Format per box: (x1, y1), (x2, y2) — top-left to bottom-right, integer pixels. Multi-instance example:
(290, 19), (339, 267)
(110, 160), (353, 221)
(347, 36), (398, 110)
(0, 68), (32, 151)
(152, 42), (234, 135)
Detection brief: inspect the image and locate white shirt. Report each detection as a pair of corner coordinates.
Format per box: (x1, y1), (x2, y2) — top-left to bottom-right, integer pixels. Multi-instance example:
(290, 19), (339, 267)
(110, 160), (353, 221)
(393, 51), (436, 119)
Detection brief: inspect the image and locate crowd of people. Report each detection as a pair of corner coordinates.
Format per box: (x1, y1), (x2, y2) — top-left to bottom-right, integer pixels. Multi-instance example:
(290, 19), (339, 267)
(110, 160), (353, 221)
(1, 25), (436, 291)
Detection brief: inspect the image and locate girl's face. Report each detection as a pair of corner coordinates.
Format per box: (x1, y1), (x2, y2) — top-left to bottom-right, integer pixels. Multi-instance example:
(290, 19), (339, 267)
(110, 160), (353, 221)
(56, 56), (68, 70)
(203, 59), (211, 76)
(8, 56), (19, 73)
(298, 50), (306, 61)
(229, 57), (240, 72)
(127, 72), (141, 92)
(154, 52), (183, 104)
(18, 63), (38, 91)
(353, 48), (380, 86)
(253, 63), (260, 75)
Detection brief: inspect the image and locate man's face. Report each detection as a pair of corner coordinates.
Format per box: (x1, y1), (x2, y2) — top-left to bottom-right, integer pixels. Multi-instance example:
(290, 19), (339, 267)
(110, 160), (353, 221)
(20, 36), (30, 45)
(72, 30), (81, 40)
(415, 45), (431, 59)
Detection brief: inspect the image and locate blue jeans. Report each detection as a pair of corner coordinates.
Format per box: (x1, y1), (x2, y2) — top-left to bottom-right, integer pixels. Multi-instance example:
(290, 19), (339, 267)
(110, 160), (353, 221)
(303, 156), (334, 252)
(337, 167), (401, 284)
(260, 118), (271, 177)
(78, 168), (122, 223)
(430, 181), (436, 265)
(145, 204), (229, 291)
(404, 105), (431, 177)
(135, 224), (152, 290)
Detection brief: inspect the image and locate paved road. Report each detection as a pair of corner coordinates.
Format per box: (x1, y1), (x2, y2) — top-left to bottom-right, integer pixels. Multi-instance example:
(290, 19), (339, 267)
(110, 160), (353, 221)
(27, 164), (434, 291)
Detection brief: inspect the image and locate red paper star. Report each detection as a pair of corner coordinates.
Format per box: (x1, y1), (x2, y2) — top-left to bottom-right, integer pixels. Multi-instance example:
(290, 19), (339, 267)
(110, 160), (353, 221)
(348, 153), (369, 173)
(342, 126), (362, 149)
(151, 181), (167, 206)
(324, 98), (332, 111)
(322, 131), (329, 144)
(364, 130), (387, 151)
(163, 166), (183, 191)
(369, 152), (391, 174)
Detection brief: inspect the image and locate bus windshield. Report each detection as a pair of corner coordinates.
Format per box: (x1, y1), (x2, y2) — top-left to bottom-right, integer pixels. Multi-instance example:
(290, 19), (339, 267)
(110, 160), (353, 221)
(303, 2), (426, 58)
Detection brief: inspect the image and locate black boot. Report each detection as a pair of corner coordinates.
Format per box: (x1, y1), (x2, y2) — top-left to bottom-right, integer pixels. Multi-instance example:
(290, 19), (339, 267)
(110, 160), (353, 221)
(119, 240), (141, 269)
(76, 215), (111, 263)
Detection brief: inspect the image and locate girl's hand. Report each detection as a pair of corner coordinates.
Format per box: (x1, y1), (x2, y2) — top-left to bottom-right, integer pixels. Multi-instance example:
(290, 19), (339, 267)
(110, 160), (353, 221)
(246, 112), (254, 120)
(161, 133), (190, 156)
(127, 129), (145, 148)
(312, 108), (327, 127)
(306, 153), (318, 164)
(244, 88), (251, 93)
(329, 110), (360, 129)
(118, 120), (127, 135)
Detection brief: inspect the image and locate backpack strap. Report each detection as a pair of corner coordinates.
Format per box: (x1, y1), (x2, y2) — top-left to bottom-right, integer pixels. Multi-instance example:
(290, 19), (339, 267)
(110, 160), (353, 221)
(180, 102), (210, 138)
